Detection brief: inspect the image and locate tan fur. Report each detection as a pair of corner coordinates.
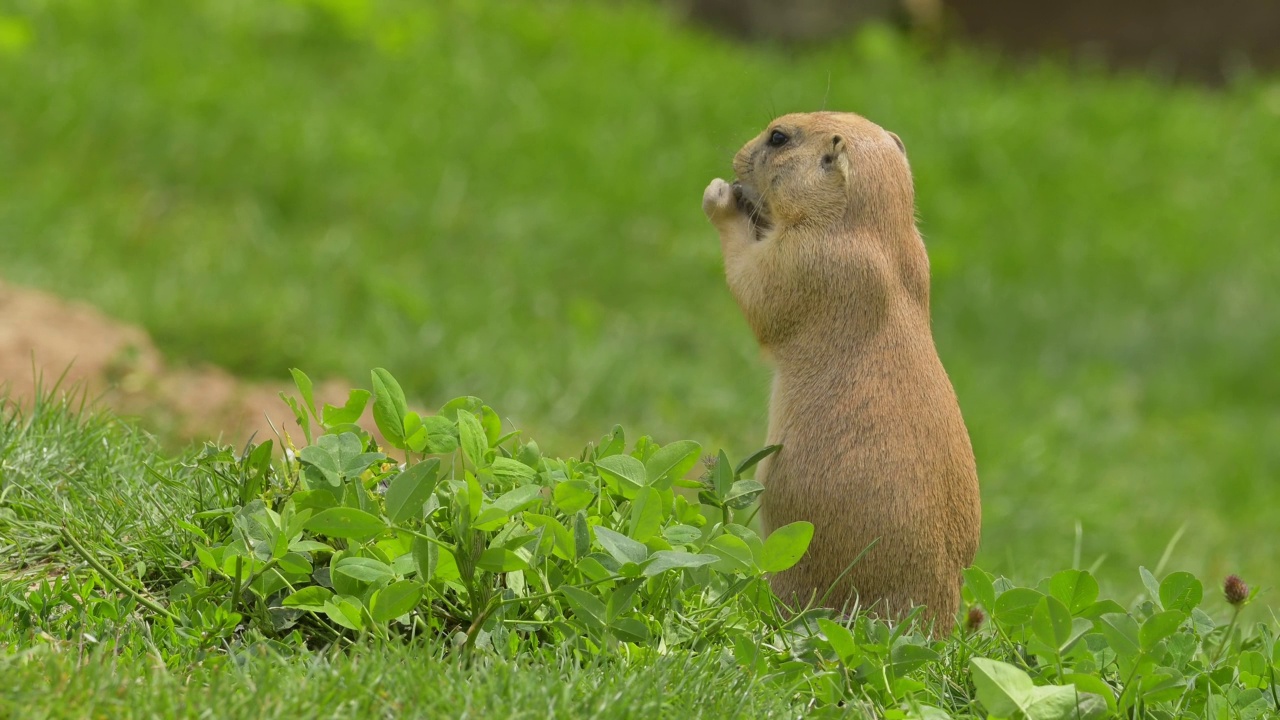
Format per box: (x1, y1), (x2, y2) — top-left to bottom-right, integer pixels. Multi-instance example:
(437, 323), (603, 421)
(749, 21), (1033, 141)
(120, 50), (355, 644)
(702, 111), (981, 635)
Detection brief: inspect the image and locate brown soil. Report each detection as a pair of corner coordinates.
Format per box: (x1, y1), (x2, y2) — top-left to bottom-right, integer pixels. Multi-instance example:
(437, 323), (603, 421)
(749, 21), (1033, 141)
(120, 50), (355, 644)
(0, 281), (359, 447)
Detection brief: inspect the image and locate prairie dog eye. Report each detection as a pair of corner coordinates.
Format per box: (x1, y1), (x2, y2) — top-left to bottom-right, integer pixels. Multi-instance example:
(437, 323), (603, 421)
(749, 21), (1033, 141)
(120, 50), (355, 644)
(767, 129), (789, 147)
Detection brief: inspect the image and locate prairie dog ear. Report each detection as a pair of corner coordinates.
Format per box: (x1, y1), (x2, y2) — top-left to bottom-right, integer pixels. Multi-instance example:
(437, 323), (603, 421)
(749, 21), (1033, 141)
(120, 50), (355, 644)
(821, 134), (850, 179)
(887, 131), (906, 155)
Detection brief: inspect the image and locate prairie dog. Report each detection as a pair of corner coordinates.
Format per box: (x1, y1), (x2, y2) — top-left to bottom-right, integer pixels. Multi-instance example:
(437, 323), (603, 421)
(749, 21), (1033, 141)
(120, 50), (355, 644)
(702, 112), (980, 634)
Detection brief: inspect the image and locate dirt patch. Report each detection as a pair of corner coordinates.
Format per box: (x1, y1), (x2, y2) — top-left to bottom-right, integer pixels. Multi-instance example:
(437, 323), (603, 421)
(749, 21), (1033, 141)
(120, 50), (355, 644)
(0, 281), (359, 447)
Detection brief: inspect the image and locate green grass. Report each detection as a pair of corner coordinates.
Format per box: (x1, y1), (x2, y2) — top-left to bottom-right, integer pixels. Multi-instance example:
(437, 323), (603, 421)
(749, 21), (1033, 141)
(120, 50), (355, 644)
(0, 385), (205, 576)
(0, 642), (802, 720)
(1, 0), (1278, 624)
(1, 377), (1272, 719)
(0, 396), (812, 719)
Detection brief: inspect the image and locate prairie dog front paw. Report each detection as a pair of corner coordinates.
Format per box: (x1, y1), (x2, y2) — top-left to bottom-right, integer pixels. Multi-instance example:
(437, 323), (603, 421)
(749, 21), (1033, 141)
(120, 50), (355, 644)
(702, 178), (739, 223)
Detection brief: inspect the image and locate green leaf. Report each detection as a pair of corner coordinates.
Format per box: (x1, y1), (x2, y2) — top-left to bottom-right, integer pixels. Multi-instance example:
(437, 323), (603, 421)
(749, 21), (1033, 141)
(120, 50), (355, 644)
(734, 444), (780, 477)
(277, 552), (313, 576)
(288, 540), (333, 554)
(289, 368), (317, 419)
(553, 480), (596, 515)
(644, 440), (701, 490)
(1095, 613), (1141, 660)
(472, 506), (510, 532)
(708, 534), (756, 573)
(304, 508), (386, 539)
(322, 595), (364, 631)
(322, 388), (370, 427)
(993, 588), (1043, 627)
(1032, 595), (1073, 651)
(1158, 572), (1203, 613)
(1139, 566), (1163, 609)
(300, 433), (380, 488)
(734, 635), (767, 674)
(477, 548), (528, 572)
(421, 415), (458, 455)
(403, 412), (427, 452)
(433, 547), (459, 582)
(1049, 569), (1100, 615)
(610, 617), (650, 643)
(641, 550), (718, 577)
(970, 657), (1033, 718)
(389, 552), (416, 577)
(412, 531), (439, 583)
(439, 396), (484, 420)
(596, 425), (625, 458)
(291, 489), (338, 514)
(492, 484), (543, 514)
(457, 411), (488, 468)
(723, 525), (764, 567)
(1077, 599), (1127, 619)
(817, 618), (859, 664)
(560, 586), (607, 631)
(970, 658), (1079, 720)
(710, 449), (734, 499)
(724, 479), (765, 510)
(480, 405), (501, 445)
(280, 392), (312, 444)
(371, 368), (408, 449)
(1139, 610), (1186, 650)
(282, 585), (332, 612)
(247, 439), (274, 475)
(384, 459), (441, 524)
(464, 472), (484, 521)
(596, 455), (646, 498)
(628, 487), (663, 542)
(578, 556), (611, 583)
(369, 580), (423, 622)
(1063, 673), (1117, 715)
(334, 556), (395, 584)
(516, 441), (541, 470)
(525, 513), (574, 559)
(1233, 648), (1264, 681)
(963, 567), (996, 611)
(298, 445), (342, 487)
(605, 579), (642, 623)
(572, 513), (590, 561)
(889, 644), (940, 676)
(491, 456), (537, 482)
(593, 526), (649, 566)
(1138, 670), (1186, 705)
(760, 521), (813, 573)
(662, 524), (702, 545)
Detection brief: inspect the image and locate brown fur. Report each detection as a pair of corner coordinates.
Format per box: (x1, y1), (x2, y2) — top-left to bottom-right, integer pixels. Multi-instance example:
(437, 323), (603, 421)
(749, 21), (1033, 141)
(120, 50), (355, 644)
(701, 112), (981, 635)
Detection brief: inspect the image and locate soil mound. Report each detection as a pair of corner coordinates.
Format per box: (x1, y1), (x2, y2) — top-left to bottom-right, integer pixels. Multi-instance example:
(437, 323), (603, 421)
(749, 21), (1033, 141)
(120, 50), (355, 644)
(0, 281), (352, 447)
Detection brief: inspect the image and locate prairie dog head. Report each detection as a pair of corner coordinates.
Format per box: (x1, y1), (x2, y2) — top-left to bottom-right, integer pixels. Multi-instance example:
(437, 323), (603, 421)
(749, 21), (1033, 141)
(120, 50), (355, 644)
(731, 112), (915, 238)
(703, 112), (931, 349)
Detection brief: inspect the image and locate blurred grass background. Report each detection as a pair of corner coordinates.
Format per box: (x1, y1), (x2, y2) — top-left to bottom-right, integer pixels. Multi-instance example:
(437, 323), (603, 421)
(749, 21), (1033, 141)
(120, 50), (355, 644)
(1, 0), (1278, 597)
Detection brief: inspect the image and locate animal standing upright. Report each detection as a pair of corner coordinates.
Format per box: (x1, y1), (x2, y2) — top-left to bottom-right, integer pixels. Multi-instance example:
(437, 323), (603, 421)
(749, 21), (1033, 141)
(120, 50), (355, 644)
(701, 111), (981, 635)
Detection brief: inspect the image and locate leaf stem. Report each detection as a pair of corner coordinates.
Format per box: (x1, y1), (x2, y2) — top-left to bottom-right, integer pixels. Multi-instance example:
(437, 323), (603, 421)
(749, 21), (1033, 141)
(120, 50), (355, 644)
(1210, 605), (1242, 665)
(389, 524), (457, 552)
(457, 574), (626, 654)
(231, 555), (244, 612)
(58, 525), (177, 621)
(240, 558), (280, 596)
(1268, 664), (1278, 711)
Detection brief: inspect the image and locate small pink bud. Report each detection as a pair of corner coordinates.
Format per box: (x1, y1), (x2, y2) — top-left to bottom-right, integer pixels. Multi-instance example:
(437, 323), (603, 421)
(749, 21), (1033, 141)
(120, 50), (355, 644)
(1223, 575), (1249, 606)
(965, 607), (986, 633)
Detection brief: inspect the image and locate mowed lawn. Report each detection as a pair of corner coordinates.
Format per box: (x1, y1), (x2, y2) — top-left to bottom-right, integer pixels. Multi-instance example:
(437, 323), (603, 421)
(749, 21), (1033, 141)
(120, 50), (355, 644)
(2, 0), (1278, 601)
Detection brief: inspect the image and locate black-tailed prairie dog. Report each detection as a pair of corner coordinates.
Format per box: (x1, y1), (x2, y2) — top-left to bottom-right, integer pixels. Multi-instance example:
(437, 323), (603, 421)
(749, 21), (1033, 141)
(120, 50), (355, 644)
(702, 111), (981, 634)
